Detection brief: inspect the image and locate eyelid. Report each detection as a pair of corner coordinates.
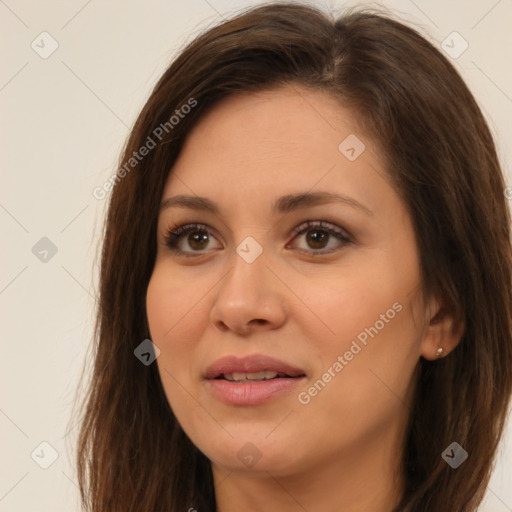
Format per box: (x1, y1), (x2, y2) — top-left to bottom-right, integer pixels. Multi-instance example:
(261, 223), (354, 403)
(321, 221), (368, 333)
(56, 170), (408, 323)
(289, 220), (352, 242)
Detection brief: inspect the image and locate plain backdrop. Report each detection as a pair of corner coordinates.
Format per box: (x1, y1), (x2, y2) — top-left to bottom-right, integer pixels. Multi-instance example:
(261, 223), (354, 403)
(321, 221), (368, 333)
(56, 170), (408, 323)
(1, 0), (511, 510)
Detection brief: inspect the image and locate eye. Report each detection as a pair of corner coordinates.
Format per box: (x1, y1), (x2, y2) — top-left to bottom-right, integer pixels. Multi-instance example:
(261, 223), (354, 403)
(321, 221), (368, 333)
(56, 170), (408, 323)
(287, 220), (352, 254)
(163, 223), (220, 257)
(162, 220), (353, 257)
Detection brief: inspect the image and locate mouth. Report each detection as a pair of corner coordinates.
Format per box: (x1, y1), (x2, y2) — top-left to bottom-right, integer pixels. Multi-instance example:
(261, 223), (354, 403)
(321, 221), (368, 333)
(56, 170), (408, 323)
(204, 354), (307, 381)
(204, 354), (306, 406)
(216, 370), (304, 382)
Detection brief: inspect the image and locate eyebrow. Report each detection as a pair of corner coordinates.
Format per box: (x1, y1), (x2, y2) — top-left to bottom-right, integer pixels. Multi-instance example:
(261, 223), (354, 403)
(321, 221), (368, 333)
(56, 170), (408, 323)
(159, 191), (373, 216)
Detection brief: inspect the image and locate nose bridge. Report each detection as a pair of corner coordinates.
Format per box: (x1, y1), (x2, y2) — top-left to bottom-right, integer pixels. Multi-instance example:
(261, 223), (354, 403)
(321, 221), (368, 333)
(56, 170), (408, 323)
(210, 236), (287, 333)
(221, 238), (269, 304)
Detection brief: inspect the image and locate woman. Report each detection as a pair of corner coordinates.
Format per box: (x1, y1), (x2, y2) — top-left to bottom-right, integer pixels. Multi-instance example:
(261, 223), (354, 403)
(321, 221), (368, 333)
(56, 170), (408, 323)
(75, 3), (512, 511)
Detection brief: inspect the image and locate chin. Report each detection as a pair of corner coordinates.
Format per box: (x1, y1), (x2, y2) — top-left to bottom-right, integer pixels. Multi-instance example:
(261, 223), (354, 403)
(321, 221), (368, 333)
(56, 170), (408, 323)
(196, 431), (306, 475)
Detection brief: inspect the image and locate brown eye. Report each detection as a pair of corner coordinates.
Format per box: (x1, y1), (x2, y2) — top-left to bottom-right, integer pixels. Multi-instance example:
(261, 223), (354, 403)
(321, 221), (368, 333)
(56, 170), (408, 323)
(289, 220), (352, 254)
(164, 223), (221, 255)
(187, 231), (209, 250)
(305, 229), (330, 250)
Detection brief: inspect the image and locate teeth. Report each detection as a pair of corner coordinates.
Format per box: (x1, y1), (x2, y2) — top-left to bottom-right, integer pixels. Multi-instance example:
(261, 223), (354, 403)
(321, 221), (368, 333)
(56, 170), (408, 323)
(224, 370), (281, 382)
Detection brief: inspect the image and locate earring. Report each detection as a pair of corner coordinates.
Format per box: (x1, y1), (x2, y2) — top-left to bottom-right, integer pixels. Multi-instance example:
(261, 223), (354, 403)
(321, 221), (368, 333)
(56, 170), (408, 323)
(435, 347), (444, 358)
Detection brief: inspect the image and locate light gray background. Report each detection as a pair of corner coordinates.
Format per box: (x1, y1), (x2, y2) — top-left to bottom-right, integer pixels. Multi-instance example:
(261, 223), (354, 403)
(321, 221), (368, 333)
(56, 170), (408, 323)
(1, 1), (511, 510)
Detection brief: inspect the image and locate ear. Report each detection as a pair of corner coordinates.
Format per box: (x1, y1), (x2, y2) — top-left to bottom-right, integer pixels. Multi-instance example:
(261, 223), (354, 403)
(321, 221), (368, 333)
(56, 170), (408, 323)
(419, 296), (464, 360)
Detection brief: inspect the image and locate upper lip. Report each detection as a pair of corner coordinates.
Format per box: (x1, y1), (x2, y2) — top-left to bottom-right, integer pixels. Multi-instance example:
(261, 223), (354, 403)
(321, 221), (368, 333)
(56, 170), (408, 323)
(204, 354), (306, 379)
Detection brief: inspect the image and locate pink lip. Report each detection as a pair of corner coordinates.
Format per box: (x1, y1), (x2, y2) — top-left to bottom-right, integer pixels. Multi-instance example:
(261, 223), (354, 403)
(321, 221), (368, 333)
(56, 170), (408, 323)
(203, 354), (306, 406)
(204, 354), (306, 379)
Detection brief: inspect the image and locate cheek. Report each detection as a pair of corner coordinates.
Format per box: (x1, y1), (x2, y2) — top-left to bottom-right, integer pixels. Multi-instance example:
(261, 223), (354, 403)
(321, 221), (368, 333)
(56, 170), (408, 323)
(146, 271), (174, 346)
(146, 275), (163, 339)
(294, 305), (419, 455)
(146, 267), (198, 394)
(299, 257), (412, 354)
(146, 267), (204, 425)
(146, 264), (206, 344)
(146, 264), (213, 393)
(297, 255), (422, 428)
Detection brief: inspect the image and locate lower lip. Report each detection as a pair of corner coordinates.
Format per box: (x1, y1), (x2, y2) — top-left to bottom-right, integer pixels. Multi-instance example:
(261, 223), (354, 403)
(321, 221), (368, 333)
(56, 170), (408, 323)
(205, 377), (306, 406)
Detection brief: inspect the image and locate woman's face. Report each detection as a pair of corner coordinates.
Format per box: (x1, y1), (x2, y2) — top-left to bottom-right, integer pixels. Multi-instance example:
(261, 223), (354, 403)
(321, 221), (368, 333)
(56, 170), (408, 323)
(146, 85), (433, 480)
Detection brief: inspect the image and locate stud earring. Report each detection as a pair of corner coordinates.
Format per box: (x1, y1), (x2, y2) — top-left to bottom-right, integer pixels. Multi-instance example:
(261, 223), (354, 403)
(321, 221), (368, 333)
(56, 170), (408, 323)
(435, 347), (444, 358)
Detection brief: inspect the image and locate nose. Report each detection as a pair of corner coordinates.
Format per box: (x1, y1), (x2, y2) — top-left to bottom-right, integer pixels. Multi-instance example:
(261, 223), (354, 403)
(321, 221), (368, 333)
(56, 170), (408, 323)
(209, 248), (288, 336)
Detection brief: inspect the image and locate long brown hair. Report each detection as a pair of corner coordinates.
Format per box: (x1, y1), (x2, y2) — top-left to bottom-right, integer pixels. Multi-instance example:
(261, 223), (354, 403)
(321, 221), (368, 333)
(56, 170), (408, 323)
(74, 3), (512, 511)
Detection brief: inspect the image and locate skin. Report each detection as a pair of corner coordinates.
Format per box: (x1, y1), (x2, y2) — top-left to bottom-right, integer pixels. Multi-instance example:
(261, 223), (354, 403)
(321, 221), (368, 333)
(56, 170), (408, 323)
(146, 85), (463, 512)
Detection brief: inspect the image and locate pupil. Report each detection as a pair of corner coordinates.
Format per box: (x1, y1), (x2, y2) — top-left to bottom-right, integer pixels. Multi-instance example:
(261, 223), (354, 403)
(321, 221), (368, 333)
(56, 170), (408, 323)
(189, 231), (208, 250)
(307, 230), (328, 249)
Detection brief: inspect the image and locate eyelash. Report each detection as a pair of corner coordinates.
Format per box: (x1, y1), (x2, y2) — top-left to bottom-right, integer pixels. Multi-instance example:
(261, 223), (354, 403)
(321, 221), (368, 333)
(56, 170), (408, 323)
(163, 220), (353, 258)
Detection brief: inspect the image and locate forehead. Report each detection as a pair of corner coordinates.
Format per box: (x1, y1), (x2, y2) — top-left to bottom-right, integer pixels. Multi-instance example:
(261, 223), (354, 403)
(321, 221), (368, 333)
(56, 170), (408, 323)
(161, 85), (391, 216)
(174, 86), (356, 168)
